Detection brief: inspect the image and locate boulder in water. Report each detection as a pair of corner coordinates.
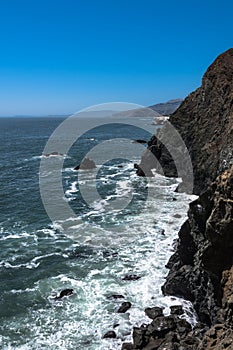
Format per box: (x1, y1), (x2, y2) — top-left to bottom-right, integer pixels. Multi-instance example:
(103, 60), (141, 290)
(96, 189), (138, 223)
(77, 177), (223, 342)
(54, 288), (74, 300)
(117, 301), (132, 313)
(122, 274), (141, 281)
(133, 139), (147, 144)
(103, 330), (117, 339)
(74, 157), (96, 170)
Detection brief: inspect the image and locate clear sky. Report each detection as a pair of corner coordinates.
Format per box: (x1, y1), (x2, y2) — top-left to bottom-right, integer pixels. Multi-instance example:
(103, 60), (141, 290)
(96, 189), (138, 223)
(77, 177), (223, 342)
(0, 0), (233, 116)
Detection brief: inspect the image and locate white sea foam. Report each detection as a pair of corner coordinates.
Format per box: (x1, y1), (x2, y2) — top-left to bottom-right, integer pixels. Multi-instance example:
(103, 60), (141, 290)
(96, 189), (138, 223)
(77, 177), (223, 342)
(0, 260), (40, 269)
(1, 162), (198, 349)
(1, 198), (197, 348)
(10, 287), (37, 294)
(0, 231), (32, 241)
(24, 154), (70, 163)
(65, 181), (79, 196)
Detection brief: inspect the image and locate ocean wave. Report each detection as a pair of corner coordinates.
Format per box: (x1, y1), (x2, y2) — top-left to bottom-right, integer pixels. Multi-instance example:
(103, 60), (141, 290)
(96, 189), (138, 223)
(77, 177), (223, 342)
(1, 206), (197, 348)
(65, 181), (79, 196)
(0, 260), (40, 269)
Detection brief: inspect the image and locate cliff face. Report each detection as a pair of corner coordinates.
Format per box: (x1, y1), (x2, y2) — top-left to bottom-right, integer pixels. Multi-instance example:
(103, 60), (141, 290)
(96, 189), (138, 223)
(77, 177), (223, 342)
(161, 50), (233, 349)
(127, 49), (233, 349)
(123, 167), (233, 349)
(137, 49), (233, 195)
(163, 166), (233, 327)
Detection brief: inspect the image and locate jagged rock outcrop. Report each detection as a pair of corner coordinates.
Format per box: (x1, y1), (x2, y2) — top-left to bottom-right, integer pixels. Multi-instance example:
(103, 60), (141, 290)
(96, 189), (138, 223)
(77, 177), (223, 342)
(137, 49), (233, 195)
(74, 157), (96, 170)
(121, 306), (200, 350)
(132, 49), (233, 350)
(196, 267), (233, 349)
(131, 160), (233, 350)
(163, 166), (233, 327)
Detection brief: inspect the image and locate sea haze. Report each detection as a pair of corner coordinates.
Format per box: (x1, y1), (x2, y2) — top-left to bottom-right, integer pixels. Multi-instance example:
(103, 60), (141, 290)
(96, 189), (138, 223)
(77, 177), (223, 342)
(0, 116), (196, 349)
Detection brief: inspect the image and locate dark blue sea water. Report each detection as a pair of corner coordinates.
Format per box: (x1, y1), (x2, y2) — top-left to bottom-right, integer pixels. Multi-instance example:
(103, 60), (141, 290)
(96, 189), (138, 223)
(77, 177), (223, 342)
(0, 116), (196, 349)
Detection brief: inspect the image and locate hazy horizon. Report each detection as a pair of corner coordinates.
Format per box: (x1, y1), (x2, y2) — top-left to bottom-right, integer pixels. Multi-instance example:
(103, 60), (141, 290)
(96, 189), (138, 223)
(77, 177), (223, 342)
(0, 0), (233, 116)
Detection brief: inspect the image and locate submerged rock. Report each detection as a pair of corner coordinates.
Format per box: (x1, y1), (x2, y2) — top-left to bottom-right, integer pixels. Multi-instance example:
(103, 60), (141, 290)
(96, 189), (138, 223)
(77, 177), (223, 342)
(108, 294), (125, 300)
(43, 151), (64, 157)
(133, 139), (147, 144)
(122, 274), (141, 281)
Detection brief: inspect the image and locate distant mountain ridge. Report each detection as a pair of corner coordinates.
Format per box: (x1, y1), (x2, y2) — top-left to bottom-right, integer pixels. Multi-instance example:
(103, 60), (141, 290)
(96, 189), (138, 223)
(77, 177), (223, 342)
(149, 98), (183, 116)
(113, 98), (183, 119)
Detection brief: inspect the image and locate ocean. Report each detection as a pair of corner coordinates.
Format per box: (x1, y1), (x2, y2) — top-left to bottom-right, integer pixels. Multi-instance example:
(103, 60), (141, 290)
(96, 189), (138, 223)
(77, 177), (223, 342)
(0, 115), (196, 350)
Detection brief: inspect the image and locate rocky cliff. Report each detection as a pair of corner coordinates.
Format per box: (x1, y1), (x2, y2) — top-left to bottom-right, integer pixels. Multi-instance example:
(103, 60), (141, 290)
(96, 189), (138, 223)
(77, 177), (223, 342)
(163, 165), (233, 325)
(124, 166), (233, 349)
(128, 49), (233, 349)
(137, 48), (233, 195)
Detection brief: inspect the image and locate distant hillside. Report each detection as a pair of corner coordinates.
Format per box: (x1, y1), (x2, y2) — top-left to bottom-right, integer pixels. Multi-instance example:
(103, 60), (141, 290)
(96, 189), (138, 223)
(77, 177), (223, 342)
(113, 99), (182, 119)
(149, 98), (183, 116)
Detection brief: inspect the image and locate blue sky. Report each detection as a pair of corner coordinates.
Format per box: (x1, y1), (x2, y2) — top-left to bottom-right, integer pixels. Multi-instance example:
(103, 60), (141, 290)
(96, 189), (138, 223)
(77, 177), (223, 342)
(0, 0), (233, 116)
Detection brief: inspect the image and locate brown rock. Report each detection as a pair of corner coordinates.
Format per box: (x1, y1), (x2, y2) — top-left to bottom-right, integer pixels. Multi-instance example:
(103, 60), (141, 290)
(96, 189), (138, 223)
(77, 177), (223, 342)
(145, 307), (164, 319)
(117, 302), (132, 313)
(103, 330), (117, 339)
(74, 157), (96, 170)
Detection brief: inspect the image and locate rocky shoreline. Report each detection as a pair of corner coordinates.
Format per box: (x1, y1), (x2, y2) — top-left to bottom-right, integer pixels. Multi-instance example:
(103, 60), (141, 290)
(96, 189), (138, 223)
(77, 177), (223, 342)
(126, 49), (233, 349)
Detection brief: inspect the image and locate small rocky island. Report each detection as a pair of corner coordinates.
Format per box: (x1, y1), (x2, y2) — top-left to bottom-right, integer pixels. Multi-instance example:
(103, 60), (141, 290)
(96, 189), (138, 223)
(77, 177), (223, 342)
(74, 157), (96, 170)
(127, 49), (233, 349)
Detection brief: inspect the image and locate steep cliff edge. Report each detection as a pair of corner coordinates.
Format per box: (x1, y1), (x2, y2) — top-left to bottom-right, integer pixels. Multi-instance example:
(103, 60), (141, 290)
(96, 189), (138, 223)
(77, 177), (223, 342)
(160, 50), (233, 333)
(127, 50), (233, 349)
(137, 48), (233, 195)
(163, 166), (233, 327)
